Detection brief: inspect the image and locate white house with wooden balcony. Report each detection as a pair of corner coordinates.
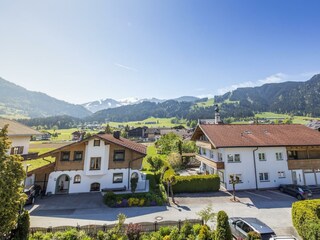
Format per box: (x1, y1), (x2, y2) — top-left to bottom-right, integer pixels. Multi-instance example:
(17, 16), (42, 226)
(191, 123), (320, 190)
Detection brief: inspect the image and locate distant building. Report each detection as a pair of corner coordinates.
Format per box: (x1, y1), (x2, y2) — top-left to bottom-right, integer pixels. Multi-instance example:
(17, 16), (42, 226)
(145, 128), (161, 141)
(33, 131), (52, 141)
(128, 127), (148, 139)
(306, 120), (320, 132)
(71, 131), (86, 141)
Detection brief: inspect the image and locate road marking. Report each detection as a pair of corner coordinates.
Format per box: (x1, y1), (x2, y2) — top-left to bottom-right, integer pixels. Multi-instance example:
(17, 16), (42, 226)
(244, 191), (272, 200)
(267, 190), (296, 199)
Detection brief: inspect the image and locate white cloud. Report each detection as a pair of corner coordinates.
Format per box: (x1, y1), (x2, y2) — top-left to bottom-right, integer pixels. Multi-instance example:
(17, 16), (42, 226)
(217, 81), (255, 95)
(197, 94), (215, 99)
(114, 63), (138, 72)
(258, 73), (287, 84)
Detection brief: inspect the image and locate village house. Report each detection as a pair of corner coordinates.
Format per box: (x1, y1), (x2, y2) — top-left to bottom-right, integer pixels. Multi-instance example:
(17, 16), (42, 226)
(40, 131), (148, 194)
(192, 123), (320, 191)
(127, 126), (148, 139)
(0, 118), (40, 159)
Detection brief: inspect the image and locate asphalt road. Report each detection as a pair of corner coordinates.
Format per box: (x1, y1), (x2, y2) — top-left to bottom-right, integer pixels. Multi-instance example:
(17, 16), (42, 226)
(28, 190), (303, 238)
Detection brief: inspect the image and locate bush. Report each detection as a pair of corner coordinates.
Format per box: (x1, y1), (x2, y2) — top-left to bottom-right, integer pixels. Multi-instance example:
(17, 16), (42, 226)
(159, 226), (172, 237)
(246, 231), (261, 240)
(126, 223), (142, 240)
(12, 209), (30, 240)
(145, 172), (157, 190)
(215, 211), (232, 240)
(292, 199), (320, 239)
(172, 174), (220, 193)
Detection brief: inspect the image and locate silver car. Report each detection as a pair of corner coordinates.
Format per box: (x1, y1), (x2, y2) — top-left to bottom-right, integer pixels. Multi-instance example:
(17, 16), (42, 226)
(229, 217), (275, 240)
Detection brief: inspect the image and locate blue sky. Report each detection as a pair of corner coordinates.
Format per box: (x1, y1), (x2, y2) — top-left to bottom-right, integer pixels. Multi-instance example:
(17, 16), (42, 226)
(0, 1), (319, 104)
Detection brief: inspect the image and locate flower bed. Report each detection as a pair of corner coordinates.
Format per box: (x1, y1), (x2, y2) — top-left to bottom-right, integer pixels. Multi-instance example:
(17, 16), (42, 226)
(103, 191), (165, 208)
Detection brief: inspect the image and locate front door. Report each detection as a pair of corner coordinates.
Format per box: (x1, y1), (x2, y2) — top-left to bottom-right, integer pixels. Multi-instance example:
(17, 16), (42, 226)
(56, 174), (70, 194)
(292, 171), (297, 184)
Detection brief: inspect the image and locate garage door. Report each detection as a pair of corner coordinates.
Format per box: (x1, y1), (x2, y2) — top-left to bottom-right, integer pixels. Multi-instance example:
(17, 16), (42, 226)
(305, 172), (316, 185)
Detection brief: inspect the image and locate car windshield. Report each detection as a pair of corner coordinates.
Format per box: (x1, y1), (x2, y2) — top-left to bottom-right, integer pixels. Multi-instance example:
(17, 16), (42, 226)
(261, 233), (275, 240)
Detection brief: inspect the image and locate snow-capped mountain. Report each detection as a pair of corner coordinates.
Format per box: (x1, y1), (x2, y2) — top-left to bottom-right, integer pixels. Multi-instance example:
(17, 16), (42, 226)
(82, 97), (166, 113)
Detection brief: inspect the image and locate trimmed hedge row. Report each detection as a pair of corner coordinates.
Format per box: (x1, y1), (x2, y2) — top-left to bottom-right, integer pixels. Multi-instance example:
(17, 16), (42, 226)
(172, 174), (220, 193)
(292, 199), (320, 240)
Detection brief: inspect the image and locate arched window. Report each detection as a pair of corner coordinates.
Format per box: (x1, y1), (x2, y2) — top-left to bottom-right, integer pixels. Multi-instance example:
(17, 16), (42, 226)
(74, 175), (81, 184)
(90, 182), (100, 192)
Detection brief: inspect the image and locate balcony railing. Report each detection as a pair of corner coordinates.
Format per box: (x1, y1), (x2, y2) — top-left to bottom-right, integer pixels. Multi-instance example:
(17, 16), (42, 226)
(195, 154), (224, 169)
(288, 159), (320, 170)
(195, 141), (212, 149)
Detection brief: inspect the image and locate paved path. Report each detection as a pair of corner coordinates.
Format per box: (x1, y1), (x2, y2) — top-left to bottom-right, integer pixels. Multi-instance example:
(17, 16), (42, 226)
(29, 191), (300, 238)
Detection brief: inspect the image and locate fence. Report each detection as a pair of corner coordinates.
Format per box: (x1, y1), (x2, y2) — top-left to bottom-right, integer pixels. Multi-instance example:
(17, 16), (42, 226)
(30, 219), (203, 235)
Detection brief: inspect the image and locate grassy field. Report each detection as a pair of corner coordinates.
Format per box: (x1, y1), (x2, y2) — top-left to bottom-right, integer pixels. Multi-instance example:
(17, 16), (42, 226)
(255, 112), (318, 124)
(195, 98), (215, 107)
(106, 117), (187, 128)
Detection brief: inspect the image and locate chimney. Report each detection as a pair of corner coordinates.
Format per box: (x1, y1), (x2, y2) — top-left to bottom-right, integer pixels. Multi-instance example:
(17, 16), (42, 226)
(113, 131), (121, 139)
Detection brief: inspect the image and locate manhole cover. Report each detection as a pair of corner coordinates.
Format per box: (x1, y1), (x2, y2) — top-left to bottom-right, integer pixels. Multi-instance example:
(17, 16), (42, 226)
(155, 216), (163, 221)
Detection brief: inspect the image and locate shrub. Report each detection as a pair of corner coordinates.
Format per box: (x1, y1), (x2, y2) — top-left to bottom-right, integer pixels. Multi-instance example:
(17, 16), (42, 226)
(246, 231), (261, 240)
(126, 223), (142, 240)
(159, 226), (172, 237)
(292, 199), (320, 239)
(130, 177), (138, 193)
(168, 152), (183, 170)
(180, 221), (193, 237)
(12, 209), (30, 240)
(215, 211), (232, 240)
(197, 225), (211, 240)
(192, 223), (202, 236)
(145, 172), (157, 190)
(172, 174), (220, 193)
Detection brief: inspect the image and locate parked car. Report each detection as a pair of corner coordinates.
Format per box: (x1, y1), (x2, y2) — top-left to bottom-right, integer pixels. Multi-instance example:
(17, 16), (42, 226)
(279, 184), (312, 200)
(269, 235), (297, 240)
(229, 217), (275, 240)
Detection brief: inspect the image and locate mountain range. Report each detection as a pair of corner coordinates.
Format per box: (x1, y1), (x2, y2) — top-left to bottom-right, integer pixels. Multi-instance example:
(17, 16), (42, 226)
(1, 74), (320, 122)
(82, 96), (199, 113)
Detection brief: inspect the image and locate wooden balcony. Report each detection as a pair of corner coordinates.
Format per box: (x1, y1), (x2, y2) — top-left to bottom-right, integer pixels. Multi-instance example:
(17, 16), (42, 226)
(195, 154), (224, 169)
(195, 141), (212, 149)
(288, 159), (320, 170)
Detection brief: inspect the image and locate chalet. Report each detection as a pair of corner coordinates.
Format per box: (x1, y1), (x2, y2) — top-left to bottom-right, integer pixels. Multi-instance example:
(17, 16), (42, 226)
(40, 131), (147, 194)
(0, 118), (40, 159)
(145, 128), (161, 141)
(128, 127), (148, 139)
(32, 131), (52, 141)
(71, 131), (85, 141)
(192, 123), (320, 190)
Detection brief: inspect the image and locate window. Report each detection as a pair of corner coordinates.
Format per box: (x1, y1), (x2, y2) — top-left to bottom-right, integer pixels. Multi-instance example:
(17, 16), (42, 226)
(61, 151), (70, 161)
(114, 150), (125, 161)
(259, 172), (269, 182)
(229, 174), (243, 184)
(74, 175), (81, 183)
(202, 148), (206, 155)
(90, 157), (101, 170)
(90, 182), (100, 191)
(93, 140), (100, 146)
(228, 154), (240, 162)
(113, 173), (123, 183)
(10, 146), (24, 155)
(258, 153), (266, 161)
(288, 150), (298, 159)
(276, 152), (283, 160)
(278, 171), (286, 178)
(74, 151), (83, 161)
(210, 150), (214, 159)
(218, 153), (223, 161)
(234, 154), (240, 162)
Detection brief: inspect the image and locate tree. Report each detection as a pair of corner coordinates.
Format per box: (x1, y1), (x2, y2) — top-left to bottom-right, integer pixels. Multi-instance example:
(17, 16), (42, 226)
(146, 155), (164, 172)
(167, 152), (183, 170)
(130, 176), (138, 194)
(105, 124), (112, 134)
(155, 133), (182, 155)
(215, 211), (232, 240)
(196, 204), (216, 225)
(0, 125), (26, 238)
(229, 174), (240, 202)
(12, 209), (30, 240)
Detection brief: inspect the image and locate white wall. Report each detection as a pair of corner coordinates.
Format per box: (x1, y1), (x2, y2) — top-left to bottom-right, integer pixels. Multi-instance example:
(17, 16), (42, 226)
(84, 138), (110, 176)
(7, 136), (30, 155)
(223, 147), (292, 190)
(46, 169), (146, 194)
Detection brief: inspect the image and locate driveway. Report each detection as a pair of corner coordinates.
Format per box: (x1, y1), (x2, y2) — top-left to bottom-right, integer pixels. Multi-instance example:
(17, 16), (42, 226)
(29, 190), (302, 238)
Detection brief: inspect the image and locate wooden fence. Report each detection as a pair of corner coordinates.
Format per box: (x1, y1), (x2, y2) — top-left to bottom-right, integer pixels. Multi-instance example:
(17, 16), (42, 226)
(30, 219), (203, 235)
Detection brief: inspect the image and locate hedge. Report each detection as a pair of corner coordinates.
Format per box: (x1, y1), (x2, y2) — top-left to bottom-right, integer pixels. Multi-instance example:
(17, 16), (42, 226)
(172, 174), (220, 193)
(292, 199), (320, 240)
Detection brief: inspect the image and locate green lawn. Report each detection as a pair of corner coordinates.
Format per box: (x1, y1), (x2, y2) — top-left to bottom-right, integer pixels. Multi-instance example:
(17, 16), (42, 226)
(23, 157), (55, 172)
(106, 117), (187, 128)
(195, 98), (215, 108)
(254, 112), (319, 124)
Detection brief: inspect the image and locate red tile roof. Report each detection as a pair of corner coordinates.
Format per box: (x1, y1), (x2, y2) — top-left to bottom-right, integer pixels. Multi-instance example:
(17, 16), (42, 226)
(98, 134), (147, 155)
(195, 124), (320, 148)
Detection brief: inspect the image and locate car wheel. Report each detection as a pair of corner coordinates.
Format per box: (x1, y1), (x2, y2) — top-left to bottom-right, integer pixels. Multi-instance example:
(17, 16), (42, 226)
(279, 187), (284, 192)
(296, 194), (302, 200)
